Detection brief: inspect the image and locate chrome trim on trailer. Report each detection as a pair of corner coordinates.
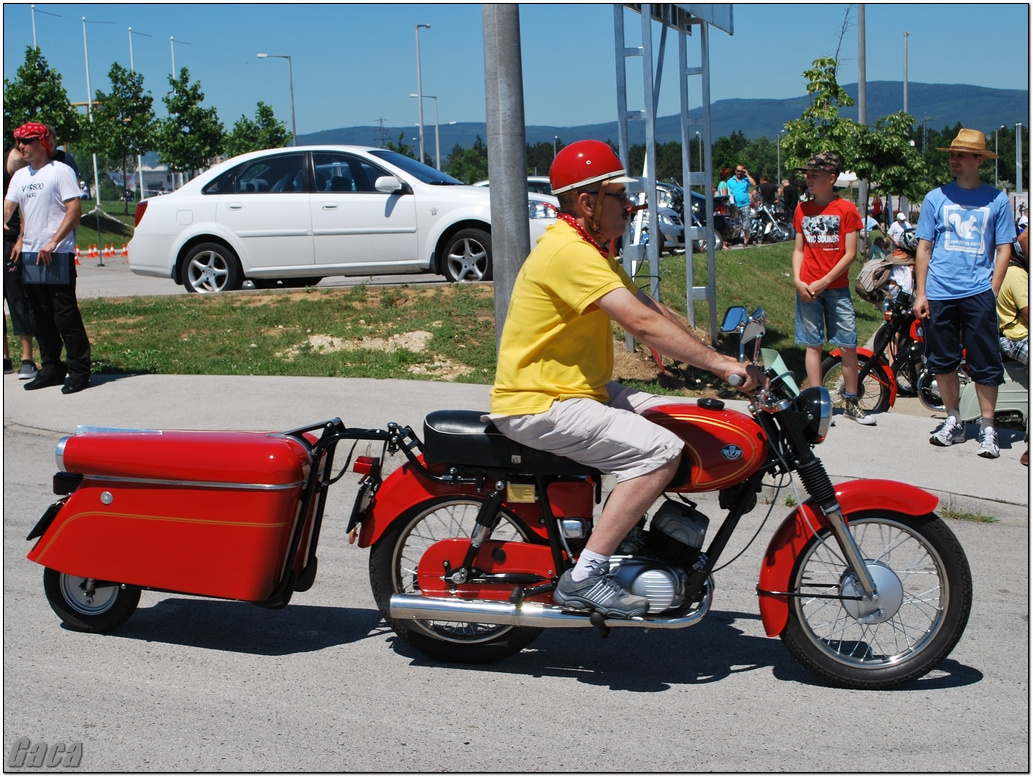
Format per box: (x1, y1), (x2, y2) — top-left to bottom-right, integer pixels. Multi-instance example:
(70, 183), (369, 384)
(77, 474), (306, 491)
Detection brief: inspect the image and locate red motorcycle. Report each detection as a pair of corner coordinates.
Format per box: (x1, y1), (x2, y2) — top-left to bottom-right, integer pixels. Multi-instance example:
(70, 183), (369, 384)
(820, 288), (929, 414)
(27, 308), (972, 690)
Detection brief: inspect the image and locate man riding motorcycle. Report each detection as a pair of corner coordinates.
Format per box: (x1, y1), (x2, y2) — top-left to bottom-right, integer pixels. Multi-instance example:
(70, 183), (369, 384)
(487, 140), (762, 618)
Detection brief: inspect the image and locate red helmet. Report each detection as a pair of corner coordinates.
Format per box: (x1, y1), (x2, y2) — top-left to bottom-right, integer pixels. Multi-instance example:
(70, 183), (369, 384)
(550, 140), (635, 195)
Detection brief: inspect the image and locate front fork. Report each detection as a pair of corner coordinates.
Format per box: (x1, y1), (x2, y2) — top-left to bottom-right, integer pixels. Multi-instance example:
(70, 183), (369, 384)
(781, 415), (880, 602)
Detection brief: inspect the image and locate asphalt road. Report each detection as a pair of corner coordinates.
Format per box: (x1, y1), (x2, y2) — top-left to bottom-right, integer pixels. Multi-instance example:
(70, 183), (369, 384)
(3, 380), (1029, 772)
(4, 249), (1028, 772)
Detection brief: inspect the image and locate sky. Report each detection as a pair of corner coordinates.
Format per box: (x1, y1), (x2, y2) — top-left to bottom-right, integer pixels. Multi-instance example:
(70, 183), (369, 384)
(3, 2), (1030, 139)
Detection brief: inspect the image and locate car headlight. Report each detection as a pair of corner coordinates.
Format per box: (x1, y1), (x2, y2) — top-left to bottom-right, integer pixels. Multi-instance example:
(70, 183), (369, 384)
(658, 213), (675, 227)
(528, 200), (556, 220)
(795, 386), (832, 444)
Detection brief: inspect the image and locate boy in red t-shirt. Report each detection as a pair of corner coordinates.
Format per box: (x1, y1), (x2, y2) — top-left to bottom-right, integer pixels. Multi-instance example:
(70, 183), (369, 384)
(792, 151), (875, 425)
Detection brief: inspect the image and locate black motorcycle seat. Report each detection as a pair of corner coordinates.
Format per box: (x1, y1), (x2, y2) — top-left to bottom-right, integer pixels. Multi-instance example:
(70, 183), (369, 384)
(422, 410), (599, 477)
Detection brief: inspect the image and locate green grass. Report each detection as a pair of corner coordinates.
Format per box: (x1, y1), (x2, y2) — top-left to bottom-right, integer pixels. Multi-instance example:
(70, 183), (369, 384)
(9, 243), (883, 392)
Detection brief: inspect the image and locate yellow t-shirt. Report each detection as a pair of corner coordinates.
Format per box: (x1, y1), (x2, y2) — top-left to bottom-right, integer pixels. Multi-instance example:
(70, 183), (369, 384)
(490, 220), (638, 416)
(997, 265), (1029, 341)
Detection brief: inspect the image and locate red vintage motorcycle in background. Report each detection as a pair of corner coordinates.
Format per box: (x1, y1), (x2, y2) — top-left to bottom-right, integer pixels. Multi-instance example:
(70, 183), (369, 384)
(27, 308), (972, 690)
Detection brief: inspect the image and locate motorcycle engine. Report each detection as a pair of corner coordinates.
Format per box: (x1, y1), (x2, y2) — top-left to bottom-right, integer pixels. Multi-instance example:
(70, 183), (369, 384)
(608, 557), (687, 614)
(609, 500), (710, 614)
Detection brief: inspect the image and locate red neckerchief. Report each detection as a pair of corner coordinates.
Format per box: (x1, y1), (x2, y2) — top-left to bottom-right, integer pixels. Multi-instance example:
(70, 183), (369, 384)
(556, 211), (612, 260)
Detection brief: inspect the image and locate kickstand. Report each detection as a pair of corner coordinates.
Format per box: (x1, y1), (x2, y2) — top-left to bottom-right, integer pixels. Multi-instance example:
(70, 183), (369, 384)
(589, 610), (610, 638)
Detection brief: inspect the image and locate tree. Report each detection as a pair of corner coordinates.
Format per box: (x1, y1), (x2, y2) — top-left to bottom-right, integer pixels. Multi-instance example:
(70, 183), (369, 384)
(224, 102), (292, 158)
(82, 62), (156, 213)
(156, 67), (224, 185)
(385, 132), (416, 159)
(851, 111), (928, 204)
(781, 56), (860, 175)
(3, 46), (82, 147)
(445, 136), (488, 183)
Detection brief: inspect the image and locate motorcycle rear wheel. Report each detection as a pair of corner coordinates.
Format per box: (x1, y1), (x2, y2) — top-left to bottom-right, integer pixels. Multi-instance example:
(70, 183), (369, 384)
(369, 497), (543, 663)
(820, 353), (892, 415)
(780, 511), (972, 690)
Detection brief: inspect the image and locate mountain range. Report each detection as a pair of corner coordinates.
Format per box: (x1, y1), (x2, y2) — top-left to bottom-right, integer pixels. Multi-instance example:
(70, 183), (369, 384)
(298, 81), (1028, 150)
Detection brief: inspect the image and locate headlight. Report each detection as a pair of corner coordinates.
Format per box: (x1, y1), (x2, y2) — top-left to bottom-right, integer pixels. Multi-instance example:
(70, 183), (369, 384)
(528, 200), (556, 220)
(796, 386), (832, 444)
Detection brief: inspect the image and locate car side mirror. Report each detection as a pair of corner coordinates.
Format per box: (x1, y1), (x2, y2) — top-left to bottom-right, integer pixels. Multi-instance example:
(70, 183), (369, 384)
(374, 176), (404, 194)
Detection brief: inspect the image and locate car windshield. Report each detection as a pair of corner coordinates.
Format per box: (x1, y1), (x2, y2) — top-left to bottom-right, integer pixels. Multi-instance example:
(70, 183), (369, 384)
(368, 149), (463, 185)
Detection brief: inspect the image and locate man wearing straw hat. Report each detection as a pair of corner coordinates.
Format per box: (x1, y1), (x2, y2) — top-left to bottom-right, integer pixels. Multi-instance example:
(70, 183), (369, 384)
(914, 128), (1016, 459)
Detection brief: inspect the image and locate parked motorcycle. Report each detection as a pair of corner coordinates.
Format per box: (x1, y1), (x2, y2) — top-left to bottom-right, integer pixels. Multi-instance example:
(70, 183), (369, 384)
(750, 202), (795, 244)
(824, 288), (1028, 426)
(27, 308), (972, 690)
(821, 288), (928, 414)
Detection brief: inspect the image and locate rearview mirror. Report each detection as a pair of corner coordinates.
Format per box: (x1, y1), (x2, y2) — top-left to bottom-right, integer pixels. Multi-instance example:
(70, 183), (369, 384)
(720, 306), (747, 334)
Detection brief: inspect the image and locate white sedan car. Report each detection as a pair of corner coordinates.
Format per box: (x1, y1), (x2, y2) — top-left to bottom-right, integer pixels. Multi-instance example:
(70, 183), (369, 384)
(129, 146), (556, 292)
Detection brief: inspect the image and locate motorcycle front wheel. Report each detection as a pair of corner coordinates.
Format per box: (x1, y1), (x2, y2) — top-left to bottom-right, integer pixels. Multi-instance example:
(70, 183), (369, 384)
(780, 511), (972, 690)
(820, 353), (892, 414)
(369, 497), (543, 664)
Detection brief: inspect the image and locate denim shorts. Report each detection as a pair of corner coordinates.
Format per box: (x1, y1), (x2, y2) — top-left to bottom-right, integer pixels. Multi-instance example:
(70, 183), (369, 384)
(926, 291), (1004, 385)
(795, 286), (859, 348)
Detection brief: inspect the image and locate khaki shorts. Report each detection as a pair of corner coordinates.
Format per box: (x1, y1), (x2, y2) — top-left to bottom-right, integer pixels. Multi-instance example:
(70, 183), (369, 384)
(489, 382), (688, 482)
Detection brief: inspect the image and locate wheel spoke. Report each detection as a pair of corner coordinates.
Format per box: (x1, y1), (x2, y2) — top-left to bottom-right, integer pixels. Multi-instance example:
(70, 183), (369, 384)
(792, 517), (948, 668)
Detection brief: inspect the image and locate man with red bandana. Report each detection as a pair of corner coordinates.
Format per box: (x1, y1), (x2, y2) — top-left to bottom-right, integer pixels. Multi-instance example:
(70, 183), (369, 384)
(3, 121), (91, 393)
(489, 140), (762, 617)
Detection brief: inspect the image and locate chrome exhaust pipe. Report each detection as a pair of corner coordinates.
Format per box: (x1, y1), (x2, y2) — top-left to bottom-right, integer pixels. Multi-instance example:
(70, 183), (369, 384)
(389, 585), (712, 630)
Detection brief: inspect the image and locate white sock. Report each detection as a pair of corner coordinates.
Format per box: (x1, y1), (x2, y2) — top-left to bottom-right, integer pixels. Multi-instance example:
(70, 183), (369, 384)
(571, 548), (609, 582)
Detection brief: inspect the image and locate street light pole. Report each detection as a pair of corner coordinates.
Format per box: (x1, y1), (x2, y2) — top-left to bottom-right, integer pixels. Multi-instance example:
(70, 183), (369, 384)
(995, 125), (1005, 188)
(903, 31), (909, 113)
(169, 36), (192, 189)
(409, 93), (440, 169)
(257, 53), (298, 146)
(31, 5), (60, 50)
(82, 17), (113, 215)
(129, 27), (152, 197)
(415, 23), (430, 165)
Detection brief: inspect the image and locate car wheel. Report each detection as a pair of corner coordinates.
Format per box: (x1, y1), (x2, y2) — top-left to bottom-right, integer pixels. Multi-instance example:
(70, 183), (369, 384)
(441, 228), (492, 282)
(182, 242), (244, 293)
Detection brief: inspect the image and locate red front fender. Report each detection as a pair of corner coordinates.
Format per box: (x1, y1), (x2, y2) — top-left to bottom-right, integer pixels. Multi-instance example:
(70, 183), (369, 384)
(829, 346), (897, 407)
(756, 479), (939, 637)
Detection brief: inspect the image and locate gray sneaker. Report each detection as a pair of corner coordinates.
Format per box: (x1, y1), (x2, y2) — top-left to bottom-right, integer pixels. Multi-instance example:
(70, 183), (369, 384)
(843, 398), (877, 426)
(554, 565), (648, 618)
(977, 427), (1000, 459)
(17, 360), (37, 381)
(930, 416), (965, 447)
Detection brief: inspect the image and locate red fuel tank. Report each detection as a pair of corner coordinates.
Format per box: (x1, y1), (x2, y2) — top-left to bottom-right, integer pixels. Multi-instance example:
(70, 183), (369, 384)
(643, 402), (768, 492)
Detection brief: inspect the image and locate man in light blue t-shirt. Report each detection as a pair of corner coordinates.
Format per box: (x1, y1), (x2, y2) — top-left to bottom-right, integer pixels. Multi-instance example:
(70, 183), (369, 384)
(914, 129), (1016, 459)
(726, 164), (756, 245)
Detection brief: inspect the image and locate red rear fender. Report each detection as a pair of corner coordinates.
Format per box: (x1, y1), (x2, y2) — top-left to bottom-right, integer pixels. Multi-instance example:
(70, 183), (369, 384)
(756, 479), (939, 637)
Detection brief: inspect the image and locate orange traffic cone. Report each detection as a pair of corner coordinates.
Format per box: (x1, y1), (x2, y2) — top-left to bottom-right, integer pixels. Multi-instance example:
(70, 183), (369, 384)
(75, 245), (82, 265)
(121, 243), (129, 258)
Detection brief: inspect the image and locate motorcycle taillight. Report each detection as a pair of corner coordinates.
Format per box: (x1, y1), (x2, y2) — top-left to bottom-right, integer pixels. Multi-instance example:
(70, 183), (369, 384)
(353, 456), (380, 476)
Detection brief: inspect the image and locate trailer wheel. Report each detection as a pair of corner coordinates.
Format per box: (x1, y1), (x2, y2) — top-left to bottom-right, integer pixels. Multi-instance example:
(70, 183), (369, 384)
(43, 568), (140, 633)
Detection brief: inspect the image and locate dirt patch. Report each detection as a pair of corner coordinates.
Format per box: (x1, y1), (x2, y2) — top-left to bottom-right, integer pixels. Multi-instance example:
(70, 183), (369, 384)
(278, 330), (435, 359)
(611, 338), (662, 382)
